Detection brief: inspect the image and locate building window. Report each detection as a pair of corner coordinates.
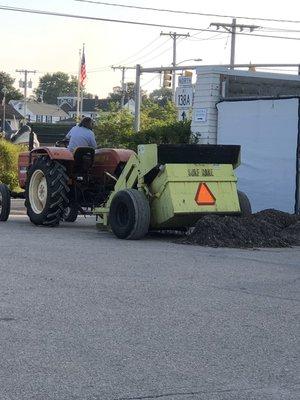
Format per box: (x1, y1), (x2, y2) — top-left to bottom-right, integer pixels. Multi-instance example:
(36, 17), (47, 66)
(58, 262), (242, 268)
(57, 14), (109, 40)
(46, 115), (52, 123)
(36, 115), (42, 123)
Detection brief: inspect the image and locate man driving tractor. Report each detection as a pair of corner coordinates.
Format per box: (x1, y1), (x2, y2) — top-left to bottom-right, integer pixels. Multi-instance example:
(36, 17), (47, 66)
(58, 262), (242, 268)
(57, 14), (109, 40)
(66, 116), (97, 151)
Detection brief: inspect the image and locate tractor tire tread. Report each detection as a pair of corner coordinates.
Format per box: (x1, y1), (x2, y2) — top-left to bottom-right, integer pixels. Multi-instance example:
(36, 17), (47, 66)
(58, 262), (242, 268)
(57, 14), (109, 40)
(25, 157), (69, 226)
(0, 184), (11, 221)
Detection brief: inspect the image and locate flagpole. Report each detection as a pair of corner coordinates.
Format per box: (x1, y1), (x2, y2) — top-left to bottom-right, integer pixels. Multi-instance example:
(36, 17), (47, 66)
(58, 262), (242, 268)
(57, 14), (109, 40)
(76, 48), (81, 122)
(80, 43), (85, 117)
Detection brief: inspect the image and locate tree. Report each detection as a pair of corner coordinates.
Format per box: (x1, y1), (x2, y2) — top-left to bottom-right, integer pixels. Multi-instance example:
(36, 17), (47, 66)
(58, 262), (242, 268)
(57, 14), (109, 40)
(0, 72), (23, 103)
(34, 72), (78, 104)
(94, 99), (178, 148)
(94, 107), (134, 147)
(140, 99), (177, 130)
(149, 87), (172, 106)
(108, 82), (147, 107)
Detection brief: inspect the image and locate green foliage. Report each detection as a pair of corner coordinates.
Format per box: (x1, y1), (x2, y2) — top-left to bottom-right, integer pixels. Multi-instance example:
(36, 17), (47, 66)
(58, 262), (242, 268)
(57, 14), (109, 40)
(141, 100), (177, 130)
(0, 71), (23, 103)
(108, 82), (147, 107)
(95, 109), (134, 147)
(0, 139), (24, 190)
(149, 87), (172, 106)
(127, 120), (193, 150)
(94, 100), (193, 150)
(35, 72), (78, 104)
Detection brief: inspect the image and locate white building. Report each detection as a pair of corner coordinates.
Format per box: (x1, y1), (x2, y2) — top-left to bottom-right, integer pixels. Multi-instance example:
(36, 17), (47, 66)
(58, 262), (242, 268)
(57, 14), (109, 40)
(9, 100), (69, 123)
(190, 67), (300, 214)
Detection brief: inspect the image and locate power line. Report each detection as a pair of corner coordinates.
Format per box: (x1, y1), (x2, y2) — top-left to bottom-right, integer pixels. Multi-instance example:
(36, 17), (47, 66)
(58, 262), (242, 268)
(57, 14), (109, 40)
(160, 32), (190, 101)
(74, 0), (300, 24)
(210, 20), (260, 69)
(0, 5), (299, 41)
(110, 36), (161, 65)
(87, 38), (171, 73)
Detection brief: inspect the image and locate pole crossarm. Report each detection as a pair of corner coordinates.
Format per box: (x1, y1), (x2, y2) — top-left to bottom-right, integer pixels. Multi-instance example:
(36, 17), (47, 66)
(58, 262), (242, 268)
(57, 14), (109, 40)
(160, 31), (190, 101)
(15, 69), (36, 123)
(140, 63), (300, 73)
(210, 22), (260, 33)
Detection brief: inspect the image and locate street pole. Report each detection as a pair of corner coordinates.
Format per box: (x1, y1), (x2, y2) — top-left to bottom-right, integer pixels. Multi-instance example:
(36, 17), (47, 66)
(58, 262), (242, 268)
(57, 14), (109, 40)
(16, 69), (36, 122)
(111, 66), (136, 108)
(230, 19), (236, 70)
(121, 67), (125, 108)
(2, 86), (7, 132)
(172, 34), (177, 102)
(134, 64), (141, 133)
(210, 20), (259, 70)
(76, 48), (82, 122)
(160, 32), (190, 101)
(24, 70), (28, 120)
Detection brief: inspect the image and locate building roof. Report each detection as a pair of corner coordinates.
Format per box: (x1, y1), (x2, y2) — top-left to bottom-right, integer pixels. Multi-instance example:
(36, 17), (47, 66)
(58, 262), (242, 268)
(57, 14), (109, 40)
(26, 102), (69, 117)
(0, 104), (23, 119)
(69, 98), (110, 112)
(60, 102), (72, 112)
(10, 100), (69, 118)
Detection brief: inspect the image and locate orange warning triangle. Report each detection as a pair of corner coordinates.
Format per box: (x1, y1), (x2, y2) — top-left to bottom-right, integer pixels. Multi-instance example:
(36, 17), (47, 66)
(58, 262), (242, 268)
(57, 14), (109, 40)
(195, 183), (216, 205)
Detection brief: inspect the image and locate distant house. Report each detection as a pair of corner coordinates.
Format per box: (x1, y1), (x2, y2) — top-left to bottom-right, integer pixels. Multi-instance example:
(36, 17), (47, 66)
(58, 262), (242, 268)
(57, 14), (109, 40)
(57, 96), (110, 119)
(9, 100), (69, 123)
(0, 104), (23, 131)
(123, 99), (135, 115)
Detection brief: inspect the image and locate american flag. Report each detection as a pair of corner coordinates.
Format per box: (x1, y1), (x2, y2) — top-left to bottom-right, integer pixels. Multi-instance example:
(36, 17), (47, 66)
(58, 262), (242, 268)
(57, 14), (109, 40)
(80, 48), (87, 87)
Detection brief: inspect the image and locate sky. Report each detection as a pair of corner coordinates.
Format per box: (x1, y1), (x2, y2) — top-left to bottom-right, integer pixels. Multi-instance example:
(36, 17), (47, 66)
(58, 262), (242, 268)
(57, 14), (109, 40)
(0, 0), (299, 100)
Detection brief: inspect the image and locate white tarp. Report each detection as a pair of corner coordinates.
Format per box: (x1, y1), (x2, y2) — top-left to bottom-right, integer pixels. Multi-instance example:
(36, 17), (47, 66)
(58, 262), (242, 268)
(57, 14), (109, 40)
(217, 98), (299, 213)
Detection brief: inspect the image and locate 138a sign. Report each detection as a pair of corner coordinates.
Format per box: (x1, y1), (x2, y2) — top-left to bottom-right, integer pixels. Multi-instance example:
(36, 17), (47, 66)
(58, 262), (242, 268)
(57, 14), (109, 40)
(175, 87), (193, 108)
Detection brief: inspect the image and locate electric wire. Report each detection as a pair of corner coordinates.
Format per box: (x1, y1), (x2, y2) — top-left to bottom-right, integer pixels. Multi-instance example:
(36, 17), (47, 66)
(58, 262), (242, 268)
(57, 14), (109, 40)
(141, 74), (161, 87)
(74, 0), (300, 24)
(109, 36), (161, 65)
(87, 38), (171, 73)
(0, 5), (299, 41)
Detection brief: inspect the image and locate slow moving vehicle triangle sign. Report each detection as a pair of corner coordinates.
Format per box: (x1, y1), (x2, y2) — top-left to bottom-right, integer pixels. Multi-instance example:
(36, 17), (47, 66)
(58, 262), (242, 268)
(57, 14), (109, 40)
(195, 183), (216, 205)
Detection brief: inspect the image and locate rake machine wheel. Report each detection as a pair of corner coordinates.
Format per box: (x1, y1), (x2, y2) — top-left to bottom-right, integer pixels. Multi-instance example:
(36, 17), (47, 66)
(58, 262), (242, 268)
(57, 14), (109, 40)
(238, 190), (252, 216)
(109, 189), (150, 240)
(25, 156), (69, 226)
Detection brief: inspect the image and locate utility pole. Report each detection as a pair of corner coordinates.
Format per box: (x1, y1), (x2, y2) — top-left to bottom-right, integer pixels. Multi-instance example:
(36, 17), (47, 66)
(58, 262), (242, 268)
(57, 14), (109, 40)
(210, 20), (259, 69)
(160, 32), (190, 101)
(39, 89), (46, 103)
(16, 69), (36, 122)
(2, 86), (7, 132)
(112, 66), (136, 108)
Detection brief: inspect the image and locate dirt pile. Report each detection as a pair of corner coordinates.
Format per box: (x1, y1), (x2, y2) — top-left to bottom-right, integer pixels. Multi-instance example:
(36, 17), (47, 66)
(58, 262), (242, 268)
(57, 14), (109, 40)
(182, 209), (300, 248)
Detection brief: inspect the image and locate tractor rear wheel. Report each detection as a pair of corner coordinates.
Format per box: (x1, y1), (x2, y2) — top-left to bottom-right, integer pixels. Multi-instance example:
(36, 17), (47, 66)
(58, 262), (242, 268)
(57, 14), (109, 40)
(238, 190), (252, 216)
(25, 157), (69, 226)
(0, 184), (11, 221)
(109, 189), (150, 239)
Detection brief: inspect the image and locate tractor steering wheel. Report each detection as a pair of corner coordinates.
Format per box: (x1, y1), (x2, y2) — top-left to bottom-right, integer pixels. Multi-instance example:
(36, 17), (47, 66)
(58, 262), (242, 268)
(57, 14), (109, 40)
(55, 139), (69, 148)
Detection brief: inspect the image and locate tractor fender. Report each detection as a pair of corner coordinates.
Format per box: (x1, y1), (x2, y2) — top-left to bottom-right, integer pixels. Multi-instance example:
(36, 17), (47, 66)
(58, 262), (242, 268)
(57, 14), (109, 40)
(31, 147), (74, 161)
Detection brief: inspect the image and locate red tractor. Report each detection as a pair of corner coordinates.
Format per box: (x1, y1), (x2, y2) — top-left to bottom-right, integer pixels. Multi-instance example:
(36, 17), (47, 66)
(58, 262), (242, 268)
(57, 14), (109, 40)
(1, 140), (134, 226)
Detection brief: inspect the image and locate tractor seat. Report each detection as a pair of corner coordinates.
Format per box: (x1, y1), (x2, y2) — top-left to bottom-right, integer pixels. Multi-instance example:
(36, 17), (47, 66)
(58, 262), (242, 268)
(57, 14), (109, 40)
(73, 147), (95, 172)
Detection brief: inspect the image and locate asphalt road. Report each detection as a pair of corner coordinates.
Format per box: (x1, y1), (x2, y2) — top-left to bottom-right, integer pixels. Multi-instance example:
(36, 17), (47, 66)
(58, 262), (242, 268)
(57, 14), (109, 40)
(0, 201), (299, 400)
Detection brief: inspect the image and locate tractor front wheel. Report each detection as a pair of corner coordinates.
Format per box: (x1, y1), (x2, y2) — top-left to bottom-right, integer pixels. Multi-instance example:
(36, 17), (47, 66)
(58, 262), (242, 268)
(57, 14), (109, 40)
(0, 184), (11, 221)
(63, 203), (79, 222)
(25, 157), (69, 226)
(109, 189), (150, 239)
